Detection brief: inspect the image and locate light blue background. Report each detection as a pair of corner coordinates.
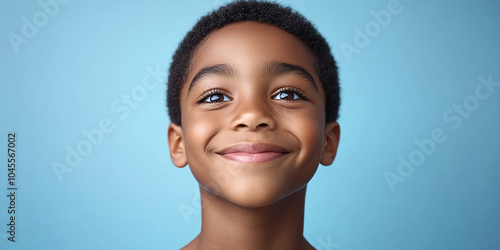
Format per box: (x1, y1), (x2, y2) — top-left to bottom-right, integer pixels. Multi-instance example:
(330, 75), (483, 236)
(1, 0), (499, 249)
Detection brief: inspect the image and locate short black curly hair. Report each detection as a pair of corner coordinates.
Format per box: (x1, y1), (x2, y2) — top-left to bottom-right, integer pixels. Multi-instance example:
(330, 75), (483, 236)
(167, 0), (340, 125)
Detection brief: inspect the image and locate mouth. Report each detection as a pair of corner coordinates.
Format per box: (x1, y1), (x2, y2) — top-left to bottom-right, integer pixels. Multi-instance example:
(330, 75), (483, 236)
(216, 143), (290, 164)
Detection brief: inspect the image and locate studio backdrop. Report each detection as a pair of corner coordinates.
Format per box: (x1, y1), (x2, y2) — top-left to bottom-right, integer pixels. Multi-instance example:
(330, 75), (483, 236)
(1, 0), (499, 249)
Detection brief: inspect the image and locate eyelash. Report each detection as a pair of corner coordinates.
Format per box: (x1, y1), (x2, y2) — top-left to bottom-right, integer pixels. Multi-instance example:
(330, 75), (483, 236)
(196, 86), (307, 104)
(196, 89), (231, 104)
(272, 86), (308, 101)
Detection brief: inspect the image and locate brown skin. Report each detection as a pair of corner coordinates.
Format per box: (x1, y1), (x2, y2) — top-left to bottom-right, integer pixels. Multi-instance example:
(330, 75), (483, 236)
(168, 21), (340, 250)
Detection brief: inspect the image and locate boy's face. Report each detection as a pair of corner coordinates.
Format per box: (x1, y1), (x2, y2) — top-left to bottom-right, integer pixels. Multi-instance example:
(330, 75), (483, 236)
(169, 21), (339, 208)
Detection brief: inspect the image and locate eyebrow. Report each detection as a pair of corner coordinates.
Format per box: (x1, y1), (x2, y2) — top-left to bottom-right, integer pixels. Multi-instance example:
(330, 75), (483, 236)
(265, 61), (318, 92)
(187, 61), (318, 92)
(188, 64), (235, 91)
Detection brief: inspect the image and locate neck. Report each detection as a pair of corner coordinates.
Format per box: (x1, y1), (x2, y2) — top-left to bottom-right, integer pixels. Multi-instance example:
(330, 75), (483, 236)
(185, 186), (314, 250)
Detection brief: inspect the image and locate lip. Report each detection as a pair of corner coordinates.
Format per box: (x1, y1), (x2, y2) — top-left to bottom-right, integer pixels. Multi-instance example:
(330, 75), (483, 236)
(216, 143), (289, 164)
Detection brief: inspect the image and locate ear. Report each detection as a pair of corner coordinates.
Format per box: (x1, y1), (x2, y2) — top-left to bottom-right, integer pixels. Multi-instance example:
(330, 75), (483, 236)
(320, 121), (341, 166)
(167, 123), (188, 168)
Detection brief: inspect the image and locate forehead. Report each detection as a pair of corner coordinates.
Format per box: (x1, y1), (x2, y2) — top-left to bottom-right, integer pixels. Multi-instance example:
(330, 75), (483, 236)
(187, 21), (318, 82)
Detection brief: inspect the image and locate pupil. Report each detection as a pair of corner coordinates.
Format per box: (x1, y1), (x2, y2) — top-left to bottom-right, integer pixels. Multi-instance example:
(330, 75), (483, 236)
(211, 94), (221, 102)
(280, 92), (290, 99)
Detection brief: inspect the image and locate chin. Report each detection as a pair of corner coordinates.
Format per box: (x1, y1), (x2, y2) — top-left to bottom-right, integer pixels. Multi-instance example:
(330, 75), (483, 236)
(221, 181), (301, 208)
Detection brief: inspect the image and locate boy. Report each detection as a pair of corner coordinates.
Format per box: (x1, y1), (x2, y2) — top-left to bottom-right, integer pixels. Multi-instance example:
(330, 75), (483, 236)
(167, 1), (341, 249)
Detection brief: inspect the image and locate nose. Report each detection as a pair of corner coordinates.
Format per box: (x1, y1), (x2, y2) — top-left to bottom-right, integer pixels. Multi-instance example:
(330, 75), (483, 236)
(231, 95), (276, 131)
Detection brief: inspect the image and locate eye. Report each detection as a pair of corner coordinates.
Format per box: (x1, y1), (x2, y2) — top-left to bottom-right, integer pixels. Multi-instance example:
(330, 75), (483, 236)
(272, 87), (307, 101)
(198, 89), (232, 103)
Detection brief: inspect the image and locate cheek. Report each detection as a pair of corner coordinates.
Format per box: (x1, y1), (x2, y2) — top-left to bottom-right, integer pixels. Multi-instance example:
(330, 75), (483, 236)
(181, 112), (221, 188)
(290, 106), (325, 142)
(182, 110), (241, 197)
(182, 112), (220, 156)
(287, 108), (325, 164)
(280, 108), (325, 192)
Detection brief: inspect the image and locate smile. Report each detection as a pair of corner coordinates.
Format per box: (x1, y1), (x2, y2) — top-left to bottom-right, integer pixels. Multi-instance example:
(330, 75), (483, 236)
(216, 143), (289, 164)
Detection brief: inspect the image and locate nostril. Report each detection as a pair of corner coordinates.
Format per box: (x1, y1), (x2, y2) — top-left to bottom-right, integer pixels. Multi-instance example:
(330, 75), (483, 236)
(231, 111), (275, 131)
(257, 123), (269, 128)
(236, 123), (248, 129)
(234, 122), (269, 130)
